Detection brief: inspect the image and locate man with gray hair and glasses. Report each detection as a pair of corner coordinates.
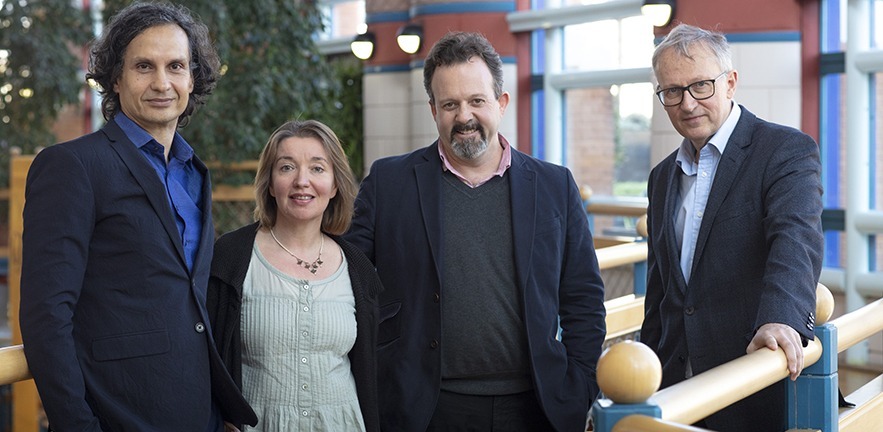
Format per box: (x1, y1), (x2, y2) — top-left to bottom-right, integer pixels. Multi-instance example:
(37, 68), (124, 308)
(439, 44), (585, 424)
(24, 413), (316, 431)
(640, 23), (823, 431)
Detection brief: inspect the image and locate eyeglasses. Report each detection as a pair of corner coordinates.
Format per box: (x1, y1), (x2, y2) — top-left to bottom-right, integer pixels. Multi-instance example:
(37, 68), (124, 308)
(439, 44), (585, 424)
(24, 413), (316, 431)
(655, 71), (729, 107)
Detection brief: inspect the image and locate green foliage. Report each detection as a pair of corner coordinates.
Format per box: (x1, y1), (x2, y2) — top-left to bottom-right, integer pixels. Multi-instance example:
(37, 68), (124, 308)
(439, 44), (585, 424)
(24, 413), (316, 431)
(1, 0), (365, 188)
(318, 56), (364, 179)
(613, 181), (647, 197)
(105, 0), (349, 168)
(0, 0), (91, 186)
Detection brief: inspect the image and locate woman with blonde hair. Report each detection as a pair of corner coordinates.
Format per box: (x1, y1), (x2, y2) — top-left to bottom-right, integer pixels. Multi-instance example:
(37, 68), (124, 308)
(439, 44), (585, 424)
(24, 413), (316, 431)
(207, 120), (380, 431)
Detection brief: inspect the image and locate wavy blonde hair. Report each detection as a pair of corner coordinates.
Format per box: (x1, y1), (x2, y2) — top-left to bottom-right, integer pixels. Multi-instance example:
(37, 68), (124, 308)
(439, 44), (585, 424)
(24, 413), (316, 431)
(253, 120), (357, 235)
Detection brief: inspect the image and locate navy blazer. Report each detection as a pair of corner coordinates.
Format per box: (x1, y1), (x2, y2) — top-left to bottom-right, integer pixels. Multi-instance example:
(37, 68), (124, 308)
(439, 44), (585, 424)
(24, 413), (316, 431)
(346, 141), (606, 432)
(641, 106), (823, 432)
(20, 120), (256, 431)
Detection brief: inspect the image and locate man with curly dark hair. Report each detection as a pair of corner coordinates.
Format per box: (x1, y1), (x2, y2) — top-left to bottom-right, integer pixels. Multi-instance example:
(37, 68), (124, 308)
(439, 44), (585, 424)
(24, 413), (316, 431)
(19, 2), (257, 431)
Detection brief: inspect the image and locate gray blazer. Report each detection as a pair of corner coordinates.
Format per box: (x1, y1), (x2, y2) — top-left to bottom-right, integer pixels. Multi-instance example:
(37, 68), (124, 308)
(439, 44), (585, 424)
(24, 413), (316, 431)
(641, 106), (823, 432)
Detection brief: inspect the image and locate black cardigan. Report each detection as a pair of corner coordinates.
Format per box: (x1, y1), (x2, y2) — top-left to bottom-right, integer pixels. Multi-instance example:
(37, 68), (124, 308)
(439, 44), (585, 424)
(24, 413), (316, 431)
(206, 222), (381, 431)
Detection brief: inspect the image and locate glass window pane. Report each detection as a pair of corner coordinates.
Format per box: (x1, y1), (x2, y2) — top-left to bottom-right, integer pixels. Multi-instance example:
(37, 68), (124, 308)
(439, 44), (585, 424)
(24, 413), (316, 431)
(318, 0), (365, 40)
(564, 84), (651, 236)
(563, 17), (653, 71)
(876, 0), (883, 48)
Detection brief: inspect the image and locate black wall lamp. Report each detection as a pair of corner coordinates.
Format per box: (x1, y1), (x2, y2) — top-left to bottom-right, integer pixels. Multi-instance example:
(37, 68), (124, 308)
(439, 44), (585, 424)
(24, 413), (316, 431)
(396, 23), (423, 55)
(351, 31), (376, 60)
(641, 0), (675, 27)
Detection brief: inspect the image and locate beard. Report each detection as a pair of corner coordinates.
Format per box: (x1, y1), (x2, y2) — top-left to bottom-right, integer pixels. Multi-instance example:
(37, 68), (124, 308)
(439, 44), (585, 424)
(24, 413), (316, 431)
(450, 120), (489, 160)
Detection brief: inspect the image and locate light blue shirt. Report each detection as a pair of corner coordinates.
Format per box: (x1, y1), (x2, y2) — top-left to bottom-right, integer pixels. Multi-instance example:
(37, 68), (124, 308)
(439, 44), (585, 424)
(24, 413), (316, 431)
(674, 102), (741, 284)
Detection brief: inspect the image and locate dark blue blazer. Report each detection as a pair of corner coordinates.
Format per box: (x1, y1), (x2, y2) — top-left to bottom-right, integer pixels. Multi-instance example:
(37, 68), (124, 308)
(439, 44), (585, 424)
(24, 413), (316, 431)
(20, 120), (257, 431)
(346, 141), (606, 432)
(641, 107), (823, 432)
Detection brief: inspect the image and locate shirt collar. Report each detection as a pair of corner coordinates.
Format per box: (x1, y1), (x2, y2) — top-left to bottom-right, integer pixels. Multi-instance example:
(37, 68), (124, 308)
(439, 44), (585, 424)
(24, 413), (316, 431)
(437, 134), (512, 188)
(114, 112), (194, 162)
(675, 101), (741, 169)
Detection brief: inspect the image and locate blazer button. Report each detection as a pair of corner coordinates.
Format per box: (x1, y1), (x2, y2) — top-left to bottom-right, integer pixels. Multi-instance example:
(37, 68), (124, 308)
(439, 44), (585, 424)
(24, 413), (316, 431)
(195, 322), (205, 333)
(433, 292), (440, 303)
(430, 339), (439, 349)
(684, 306), (695, 315)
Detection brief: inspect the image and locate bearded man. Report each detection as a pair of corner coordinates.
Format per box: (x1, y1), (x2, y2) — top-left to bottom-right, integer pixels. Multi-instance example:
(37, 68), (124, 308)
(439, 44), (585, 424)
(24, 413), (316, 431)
(345, 31), (607, 432)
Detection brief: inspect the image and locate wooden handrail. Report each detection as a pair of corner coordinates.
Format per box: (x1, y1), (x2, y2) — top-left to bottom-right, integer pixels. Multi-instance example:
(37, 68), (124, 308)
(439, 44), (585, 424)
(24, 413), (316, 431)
(604, 294), (645, 339)
(831, 296), (883, 353)
(204, 160), (259, 170)
(212, 185), (254, 202)
(612, 414), (711, 432)
(839, 375), (883, 431)
(650, 339), (823, 425)
(596, 242), (647, 270)
(585, 195), (648, 217)
(0, 345), (31, 385)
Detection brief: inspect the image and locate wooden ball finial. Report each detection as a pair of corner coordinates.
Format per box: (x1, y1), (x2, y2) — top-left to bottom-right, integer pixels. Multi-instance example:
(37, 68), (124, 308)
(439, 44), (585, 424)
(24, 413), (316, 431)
(636, 214), (648, 238)
(597, 340), (661, 404)
(580, 185), (593, 202)
(815, 283), (834, 325)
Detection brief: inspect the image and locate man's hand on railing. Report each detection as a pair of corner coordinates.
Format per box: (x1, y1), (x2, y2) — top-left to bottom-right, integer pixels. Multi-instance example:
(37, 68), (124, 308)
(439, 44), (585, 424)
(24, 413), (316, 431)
(746, 323), (804, 381)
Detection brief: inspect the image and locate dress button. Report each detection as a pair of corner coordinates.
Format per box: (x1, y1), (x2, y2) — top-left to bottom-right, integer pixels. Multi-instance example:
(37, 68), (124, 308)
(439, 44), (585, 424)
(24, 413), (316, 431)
(684, 306), (695, 315)
(430, 339), (439, 349)
(302, 331), (309, 337)
(303, 284), (310, 290)
(302, 410), (308, 417)
(195, 322), (205, 333)
(301, 357), (308, 363)
(303, 306), (309, 312)
(302, 384), (309, 390)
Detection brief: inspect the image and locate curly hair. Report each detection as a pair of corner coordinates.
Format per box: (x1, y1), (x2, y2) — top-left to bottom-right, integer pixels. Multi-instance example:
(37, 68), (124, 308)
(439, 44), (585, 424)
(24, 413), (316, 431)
(253, 120), (358, 236)
(86, 1), (220, 127)
(422, 31), (504, 104)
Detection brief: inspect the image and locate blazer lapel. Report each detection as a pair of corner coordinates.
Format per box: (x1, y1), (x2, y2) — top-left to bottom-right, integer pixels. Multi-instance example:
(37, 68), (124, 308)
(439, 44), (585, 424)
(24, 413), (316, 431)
(508, 151), (536, 294)
(191, 156), (214, 278)
(414, 143), (444, 282)
(659, 156), (689, 294)
(102, 121), (189, 269)
(689, 108), (755, 279)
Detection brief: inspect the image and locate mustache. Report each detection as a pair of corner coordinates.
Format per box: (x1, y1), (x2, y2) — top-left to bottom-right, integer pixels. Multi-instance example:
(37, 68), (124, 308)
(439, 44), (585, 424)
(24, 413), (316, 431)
(452, 120), (482, 135)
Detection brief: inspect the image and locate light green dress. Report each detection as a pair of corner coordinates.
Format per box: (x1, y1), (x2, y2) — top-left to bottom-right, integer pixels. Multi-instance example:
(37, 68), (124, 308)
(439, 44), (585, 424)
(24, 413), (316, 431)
(241, 244), (366, 431)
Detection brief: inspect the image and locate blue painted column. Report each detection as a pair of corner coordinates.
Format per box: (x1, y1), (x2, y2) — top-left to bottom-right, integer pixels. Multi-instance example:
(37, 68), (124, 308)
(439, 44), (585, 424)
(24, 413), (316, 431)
(787, 323), (838, 431)
(632, 245), (647, 296)
(592, 399), (661, 432)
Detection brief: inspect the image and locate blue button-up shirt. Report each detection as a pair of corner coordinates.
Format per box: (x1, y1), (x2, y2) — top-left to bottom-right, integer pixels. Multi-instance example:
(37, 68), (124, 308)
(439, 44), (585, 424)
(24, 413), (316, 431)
(674, 102), (741, 284)
(114, 113), (204, 271)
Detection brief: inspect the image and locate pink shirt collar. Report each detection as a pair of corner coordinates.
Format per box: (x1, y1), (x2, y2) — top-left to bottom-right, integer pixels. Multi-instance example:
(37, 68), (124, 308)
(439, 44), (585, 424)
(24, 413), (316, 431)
(437, 134), (512, 188)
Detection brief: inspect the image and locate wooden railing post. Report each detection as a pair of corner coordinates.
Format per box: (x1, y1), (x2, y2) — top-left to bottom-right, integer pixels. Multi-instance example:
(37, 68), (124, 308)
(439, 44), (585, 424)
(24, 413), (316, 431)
(591, 341), (662, 432)
(9, 155), (39, 432)
(788, 284), (838, 431)
(633, 215), (647, 297)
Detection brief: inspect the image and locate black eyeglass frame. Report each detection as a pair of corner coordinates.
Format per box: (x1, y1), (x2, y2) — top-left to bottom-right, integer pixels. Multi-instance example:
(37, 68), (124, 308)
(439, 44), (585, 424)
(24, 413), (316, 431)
(655, 70), (730, 107)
